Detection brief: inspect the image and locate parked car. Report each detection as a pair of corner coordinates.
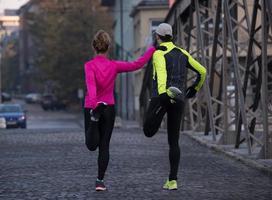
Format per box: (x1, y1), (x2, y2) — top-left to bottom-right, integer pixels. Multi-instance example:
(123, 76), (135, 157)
(1, 92), (12, 102)
(25, 93), (42, 104)
(41, 94), (66, 111)
(0, 104), (27, 129)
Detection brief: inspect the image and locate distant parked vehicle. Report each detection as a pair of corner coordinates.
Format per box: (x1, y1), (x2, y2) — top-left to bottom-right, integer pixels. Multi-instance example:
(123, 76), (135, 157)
(25, 93), (42, 104)
(0, 104), (27, 129)
(41, 94), (66, 111)
(1, 92), (12, 102)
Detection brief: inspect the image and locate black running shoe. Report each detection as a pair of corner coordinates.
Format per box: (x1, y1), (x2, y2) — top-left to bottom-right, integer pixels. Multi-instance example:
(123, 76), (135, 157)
(95, 179), (106, 191)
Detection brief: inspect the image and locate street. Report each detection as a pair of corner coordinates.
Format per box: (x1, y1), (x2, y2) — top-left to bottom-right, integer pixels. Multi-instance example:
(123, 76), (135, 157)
(0, 103), (272, 199)
(22, 100), (82, 130)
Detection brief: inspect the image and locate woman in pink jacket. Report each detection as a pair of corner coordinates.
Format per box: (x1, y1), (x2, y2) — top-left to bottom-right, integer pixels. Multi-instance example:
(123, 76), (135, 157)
(84, 30), (155, 191)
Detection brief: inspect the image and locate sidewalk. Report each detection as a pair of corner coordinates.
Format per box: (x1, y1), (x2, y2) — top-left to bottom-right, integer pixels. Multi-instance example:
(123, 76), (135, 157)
(184, 131), (272, 176)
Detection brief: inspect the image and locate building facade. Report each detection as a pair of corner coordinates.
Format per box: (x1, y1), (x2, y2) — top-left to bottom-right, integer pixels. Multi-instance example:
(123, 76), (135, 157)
(0, 9), (20, 94)
(0, 15), (19, 36)
(102, 0), (169, 121)
(130, 0), (169, 121)
(18, 1), (40, 93)
(113, 0), (141, 120)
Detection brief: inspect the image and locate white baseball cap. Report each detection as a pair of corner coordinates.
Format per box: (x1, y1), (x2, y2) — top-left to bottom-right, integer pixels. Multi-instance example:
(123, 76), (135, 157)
(155, 23), (173, 37)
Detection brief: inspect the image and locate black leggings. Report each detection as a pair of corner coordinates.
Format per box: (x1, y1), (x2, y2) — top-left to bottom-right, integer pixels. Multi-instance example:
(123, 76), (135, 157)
(84, 106), (115, 180)
(143, 97), (184, 181)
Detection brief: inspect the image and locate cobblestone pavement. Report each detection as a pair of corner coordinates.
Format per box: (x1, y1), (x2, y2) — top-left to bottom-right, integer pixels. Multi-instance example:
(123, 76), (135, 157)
(0, 128), (272, 200)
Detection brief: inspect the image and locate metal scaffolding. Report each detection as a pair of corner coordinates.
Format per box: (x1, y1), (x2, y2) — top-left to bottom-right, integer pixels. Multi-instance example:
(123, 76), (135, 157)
(140, 0), (272, 158)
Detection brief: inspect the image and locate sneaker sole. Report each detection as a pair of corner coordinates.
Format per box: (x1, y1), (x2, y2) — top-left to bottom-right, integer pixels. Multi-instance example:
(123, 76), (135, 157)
(96, 187), (106, 191)
(163, 187), (178, 190)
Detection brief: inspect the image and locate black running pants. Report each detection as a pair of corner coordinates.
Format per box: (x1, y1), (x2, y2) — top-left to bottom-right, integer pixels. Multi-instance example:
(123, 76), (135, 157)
(143, 97), (184, 181)
(84, 106), (115, 180)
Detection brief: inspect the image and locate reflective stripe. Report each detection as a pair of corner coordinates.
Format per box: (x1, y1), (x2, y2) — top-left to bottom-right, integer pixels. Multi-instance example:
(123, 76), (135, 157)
(153, 50), (167, 94)
(179, 48), (207, 91)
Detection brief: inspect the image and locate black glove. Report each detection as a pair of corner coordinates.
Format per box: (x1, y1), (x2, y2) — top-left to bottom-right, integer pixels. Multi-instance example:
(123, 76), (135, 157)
(186, 87), (197, 98)
(90, 103), (107, 122)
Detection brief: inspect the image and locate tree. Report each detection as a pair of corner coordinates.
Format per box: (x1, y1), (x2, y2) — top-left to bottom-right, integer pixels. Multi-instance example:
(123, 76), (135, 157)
(27, 0), (112, 102)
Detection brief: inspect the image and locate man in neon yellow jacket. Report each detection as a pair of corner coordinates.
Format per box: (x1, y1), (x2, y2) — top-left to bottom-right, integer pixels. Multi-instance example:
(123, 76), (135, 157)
(143, 23), (207, 190)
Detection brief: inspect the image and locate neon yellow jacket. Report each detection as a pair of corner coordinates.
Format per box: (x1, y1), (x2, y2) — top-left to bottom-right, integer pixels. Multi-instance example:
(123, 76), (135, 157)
(152, 42), (206, 98)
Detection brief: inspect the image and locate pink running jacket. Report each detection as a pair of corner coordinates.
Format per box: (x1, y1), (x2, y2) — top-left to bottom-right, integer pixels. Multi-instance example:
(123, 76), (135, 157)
(84, 47), (156, 109)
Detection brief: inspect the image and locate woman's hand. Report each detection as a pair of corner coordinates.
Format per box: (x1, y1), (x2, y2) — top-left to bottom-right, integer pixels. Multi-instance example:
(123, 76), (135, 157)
(90, 103), (107, 122)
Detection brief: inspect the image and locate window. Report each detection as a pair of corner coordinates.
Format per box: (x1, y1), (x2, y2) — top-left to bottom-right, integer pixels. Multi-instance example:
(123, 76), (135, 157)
(150, 19), (164, 33)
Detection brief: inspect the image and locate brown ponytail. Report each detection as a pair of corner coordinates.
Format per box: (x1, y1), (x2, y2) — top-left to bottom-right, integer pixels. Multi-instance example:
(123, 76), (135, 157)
(92, 30), (111, 54)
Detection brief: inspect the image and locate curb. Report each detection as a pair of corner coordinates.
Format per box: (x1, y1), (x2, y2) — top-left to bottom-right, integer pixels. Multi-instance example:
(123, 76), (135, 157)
(183, 132), (272, 176)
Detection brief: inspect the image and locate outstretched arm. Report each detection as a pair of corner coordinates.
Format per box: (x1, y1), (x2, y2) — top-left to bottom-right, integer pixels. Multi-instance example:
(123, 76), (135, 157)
(115, 46), (156, 73)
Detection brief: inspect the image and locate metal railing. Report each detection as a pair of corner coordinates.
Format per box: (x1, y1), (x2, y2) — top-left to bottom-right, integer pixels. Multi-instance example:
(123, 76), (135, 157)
(140, 0), (272, 158)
